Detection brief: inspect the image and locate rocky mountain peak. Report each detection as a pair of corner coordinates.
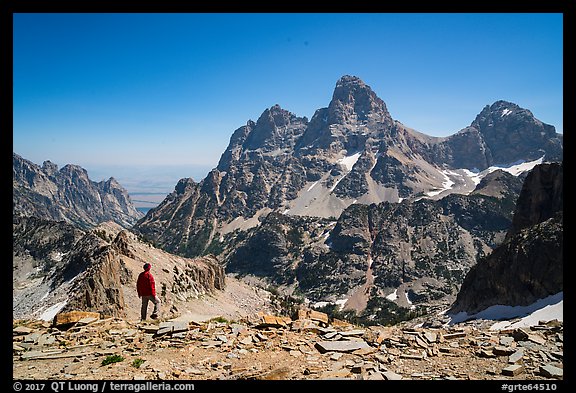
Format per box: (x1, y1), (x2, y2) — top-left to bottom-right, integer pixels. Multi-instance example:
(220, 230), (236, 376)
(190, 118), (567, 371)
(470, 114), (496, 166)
(467, 100), (562, 166)
(102, 176), (121, 188)
(59, 164), (91, 184)
(328, 75), (391, 124)
(473, 100), (534, 129)
(175, 177), (197, 195)
(259, 104), (296, 128)
(242, 105), (307, 152)
(41, 160), (58, 176)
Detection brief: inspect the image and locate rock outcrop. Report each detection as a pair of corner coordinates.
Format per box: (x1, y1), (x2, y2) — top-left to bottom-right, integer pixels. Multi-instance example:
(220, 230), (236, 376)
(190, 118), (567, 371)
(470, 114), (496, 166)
(13, 216), (226, 321)
(449, 163), (563, 315)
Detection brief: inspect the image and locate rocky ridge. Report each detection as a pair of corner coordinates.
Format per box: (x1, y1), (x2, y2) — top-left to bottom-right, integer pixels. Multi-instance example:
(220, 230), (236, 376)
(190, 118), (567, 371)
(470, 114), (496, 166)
(13, 153), (143, 229)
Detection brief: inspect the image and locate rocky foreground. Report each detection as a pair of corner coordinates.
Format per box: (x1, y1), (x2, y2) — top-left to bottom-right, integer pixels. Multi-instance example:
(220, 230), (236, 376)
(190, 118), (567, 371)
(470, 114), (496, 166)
(13, 309), (563, 381)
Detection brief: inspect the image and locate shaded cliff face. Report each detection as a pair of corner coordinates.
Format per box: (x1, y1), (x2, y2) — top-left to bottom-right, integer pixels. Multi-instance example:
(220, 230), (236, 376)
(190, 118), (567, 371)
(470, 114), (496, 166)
(508, 162), (563, 237)
(13, 216), (226, 321)
(449, 163), (563, 315)
(133, 75), (562, 260)
(13, 153), (143, 229)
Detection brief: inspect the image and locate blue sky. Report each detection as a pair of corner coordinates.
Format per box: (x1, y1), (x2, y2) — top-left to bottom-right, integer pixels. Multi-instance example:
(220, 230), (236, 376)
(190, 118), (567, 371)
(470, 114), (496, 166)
(13, 13), (563, 193)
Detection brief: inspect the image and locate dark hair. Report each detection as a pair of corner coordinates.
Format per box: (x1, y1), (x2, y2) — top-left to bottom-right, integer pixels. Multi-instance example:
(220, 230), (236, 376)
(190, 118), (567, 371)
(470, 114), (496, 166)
(143, 263), (151, 270)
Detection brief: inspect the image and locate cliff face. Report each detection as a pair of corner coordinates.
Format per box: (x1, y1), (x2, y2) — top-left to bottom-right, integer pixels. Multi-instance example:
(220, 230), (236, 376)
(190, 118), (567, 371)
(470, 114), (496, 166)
(508, 162), (563, 237)
(13, 153), (143, 229)
(449, 163), (563, 315)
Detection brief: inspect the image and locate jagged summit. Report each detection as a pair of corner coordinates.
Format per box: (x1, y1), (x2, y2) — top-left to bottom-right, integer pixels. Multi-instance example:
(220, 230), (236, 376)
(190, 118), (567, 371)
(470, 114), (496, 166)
(13, 153), (143, 229)
(41, 160), (59, 175)
(474, 100), (527, 122)
(243, 104), (307, 152)
(328, 75), (391, 124)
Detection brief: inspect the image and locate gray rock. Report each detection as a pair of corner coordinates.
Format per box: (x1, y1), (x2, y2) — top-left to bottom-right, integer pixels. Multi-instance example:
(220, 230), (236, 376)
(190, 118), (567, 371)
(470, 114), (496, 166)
(508, 349), (525, 364)
(493, 346), (516, 356)
(423, 332), (437, 344)
(538, 364), (563, 379)
(13, 326), (34, 335)
(315, 340), (371, 353)
(382, 370), (403, 380)
(502, 364), (524, 376)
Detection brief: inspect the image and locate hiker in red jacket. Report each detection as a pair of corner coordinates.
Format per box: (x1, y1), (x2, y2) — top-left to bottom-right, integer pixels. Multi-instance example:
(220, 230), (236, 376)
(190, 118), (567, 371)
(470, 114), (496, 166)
(137, 263), (160, 320)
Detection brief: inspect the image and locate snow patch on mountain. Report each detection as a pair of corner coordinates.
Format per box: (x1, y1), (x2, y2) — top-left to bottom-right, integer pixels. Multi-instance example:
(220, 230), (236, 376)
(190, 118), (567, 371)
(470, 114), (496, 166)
(445, 291), (563, 328)
(426, 170), (456, 197)
(423, 156), (546, 199)
(338, 152), (362, 171)
(39, 300), (68, 321)
(386, 289), (398, 301)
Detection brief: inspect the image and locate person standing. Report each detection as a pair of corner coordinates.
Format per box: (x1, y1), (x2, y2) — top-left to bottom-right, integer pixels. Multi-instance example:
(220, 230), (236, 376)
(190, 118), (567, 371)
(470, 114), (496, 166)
(137, 263), (160, 320)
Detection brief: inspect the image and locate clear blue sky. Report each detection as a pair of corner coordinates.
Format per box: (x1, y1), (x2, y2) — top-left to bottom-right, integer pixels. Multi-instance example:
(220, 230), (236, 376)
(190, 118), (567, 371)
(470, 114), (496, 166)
(13, 13), (563, 193)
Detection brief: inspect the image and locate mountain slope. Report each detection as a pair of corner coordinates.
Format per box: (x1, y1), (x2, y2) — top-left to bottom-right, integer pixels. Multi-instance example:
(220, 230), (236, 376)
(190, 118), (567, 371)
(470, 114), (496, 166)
(222, 170), (523, 320)
(13, 216), (228, 322)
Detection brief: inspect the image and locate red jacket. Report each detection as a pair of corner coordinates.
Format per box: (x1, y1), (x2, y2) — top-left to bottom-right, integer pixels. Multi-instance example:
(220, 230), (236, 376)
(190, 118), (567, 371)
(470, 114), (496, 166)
(137, 268), (156, 297)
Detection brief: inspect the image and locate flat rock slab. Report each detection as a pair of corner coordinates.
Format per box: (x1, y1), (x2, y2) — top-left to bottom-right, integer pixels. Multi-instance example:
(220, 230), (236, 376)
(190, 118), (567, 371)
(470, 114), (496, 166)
(338, 329), (366, 337)
(382, 370), (403, 380)
(297, 309), (329, 325)
(539, 364), (563, 379)
(13, 326), (34, 335)
(443, 332), (467, 340)
(54, 311), (100, 327)
(400, 353), (424, 360)
(493, 346), (516, 356)
(319, 369), (351, 379)
(260, 315), (291, 327)
(20, 349), (64, 360)
(315, 340), (370, 353)
(156, 321), (189, 336)
(77, 317), (99, 325)
(423, 332), (437, 344)
(527, 334), (546, 345)
(508, 349), (525, 364)
(502, 364), (524, 376)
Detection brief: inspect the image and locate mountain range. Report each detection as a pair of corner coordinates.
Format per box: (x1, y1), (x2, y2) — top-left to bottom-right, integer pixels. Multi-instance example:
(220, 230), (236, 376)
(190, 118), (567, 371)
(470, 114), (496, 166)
(13, 153), (143, 229)
(134, 75), (562, 257)
(13, 75), (563, 326)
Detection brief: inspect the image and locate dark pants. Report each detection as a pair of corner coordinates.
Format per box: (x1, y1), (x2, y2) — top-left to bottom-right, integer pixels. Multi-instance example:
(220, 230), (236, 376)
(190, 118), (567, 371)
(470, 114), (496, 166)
(140, 295), (160, 320)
